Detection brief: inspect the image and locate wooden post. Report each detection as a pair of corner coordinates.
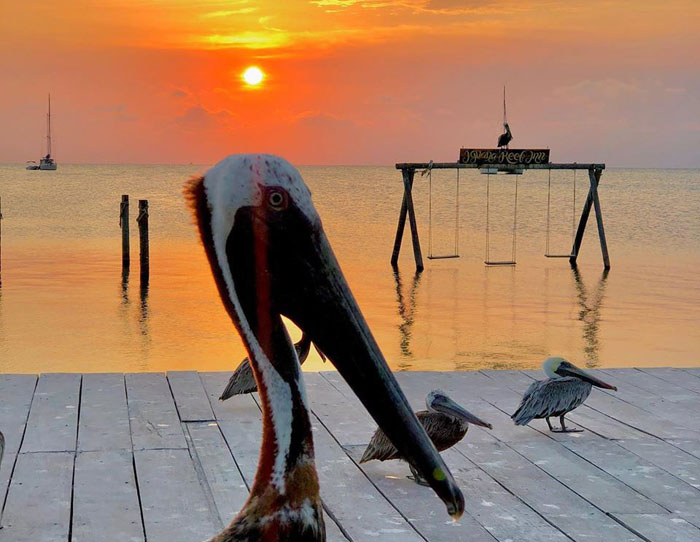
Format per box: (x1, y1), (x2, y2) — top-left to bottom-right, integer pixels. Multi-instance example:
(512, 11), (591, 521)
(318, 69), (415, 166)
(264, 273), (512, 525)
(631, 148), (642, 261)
(120, 195), (130, 268)
(589, 168), (610, 269)
(569, 168), (610, 268)
(390, 169), (424, 272)
(137, 199), (149, 280)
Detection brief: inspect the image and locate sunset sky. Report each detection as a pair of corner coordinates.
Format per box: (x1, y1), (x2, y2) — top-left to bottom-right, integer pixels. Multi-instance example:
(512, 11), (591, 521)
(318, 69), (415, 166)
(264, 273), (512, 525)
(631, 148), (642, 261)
(2, 1), (698, 166)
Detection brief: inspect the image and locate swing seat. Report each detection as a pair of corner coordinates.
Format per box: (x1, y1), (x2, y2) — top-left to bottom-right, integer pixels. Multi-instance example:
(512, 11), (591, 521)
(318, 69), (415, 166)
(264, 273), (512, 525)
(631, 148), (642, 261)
(544, 253), (573, 258)
(484, 260), (516, 266)
(428, 254), (460, 260)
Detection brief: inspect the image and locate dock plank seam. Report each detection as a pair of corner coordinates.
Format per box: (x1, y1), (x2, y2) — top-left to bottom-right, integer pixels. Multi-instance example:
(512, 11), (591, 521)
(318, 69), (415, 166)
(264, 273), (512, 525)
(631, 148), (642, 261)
(636, 368), (700, 396)
(67, 375), (83, 542)
(196, 374), (251, 492)
(0, 376), (38, 525)
(450, 446), (576, 542)
(481, 398), (678, 518)
(124, 374), (149, 542)
(308, 408), (430, 542)
(182, 422), (225, 529)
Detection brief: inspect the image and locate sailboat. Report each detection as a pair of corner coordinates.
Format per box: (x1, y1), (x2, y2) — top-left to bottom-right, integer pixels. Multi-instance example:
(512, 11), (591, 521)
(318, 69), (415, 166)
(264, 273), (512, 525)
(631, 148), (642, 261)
(26, 94), (57, 171)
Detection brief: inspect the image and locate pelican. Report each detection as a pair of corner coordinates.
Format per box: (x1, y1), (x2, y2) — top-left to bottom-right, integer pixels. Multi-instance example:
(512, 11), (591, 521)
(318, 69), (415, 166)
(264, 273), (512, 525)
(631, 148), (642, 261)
(220, 333), (326, 399)
(497, 122), (512, 149)
(186, 154), (463, 542)
(511, 357), (617, 432)
(360, 390), (492, 485)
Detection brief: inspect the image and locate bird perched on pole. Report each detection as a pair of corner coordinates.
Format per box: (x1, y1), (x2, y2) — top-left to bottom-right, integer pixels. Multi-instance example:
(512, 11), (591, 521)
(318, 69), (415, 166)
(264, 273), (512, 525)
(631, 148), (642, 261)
(511, 357), (617, 432)
(360, 390), (492, 485)
(497, 86), (513, 149)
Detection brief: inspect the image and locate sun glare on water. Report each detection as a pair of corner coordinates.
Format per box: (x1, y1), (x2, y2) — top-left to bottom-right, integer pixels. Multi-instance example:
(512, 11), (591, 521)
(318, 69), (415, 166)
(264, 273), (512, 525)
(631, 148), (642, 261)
(242, 66), (264, 86)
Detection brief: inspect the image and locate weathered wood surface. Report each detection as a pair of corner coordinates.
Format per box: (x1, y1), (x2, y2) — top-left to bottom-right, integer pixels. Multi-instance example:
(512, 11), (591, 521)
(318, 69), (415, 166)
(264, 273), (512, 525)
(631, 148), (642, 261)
(72, 450), (145, 542)
(0, 369), (698, 542)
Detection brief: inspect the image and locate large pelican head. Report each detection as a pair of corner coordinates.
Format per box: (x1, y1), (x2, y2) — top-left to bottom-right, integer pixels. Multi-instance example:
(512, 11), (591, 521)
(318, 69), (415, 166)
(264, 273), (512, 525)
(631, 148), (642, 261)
(186, 154), (464, 518)
(426, 390), (493, 429)
(543, 357), (617, 390)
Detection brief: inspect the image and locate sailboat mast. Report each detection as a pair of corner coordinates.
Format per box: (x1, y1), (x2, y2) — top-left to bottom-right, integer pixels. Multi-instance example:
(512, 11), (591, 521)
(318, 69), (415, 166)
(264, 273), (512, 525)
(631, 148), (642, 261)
(46, 94), (52, 156)
(503, 86), (507, 125)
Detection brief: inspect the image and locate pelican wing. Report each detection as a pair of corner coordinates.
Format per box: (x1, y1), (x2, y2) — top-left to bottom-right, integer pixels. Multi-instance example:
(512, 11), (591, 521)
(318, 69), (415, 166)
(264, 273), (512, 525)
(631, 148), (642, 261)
(220, 357), (257, 400)
(360, 410), (433, 463)
(511, 377), (592, 425)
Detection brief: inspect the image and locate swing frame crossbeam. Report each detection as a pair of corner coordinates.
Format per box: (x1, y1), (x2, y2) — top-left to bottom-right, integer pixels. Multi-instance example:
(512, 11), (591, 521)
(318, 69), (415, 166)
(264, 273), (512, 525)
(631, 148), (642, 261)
(391, 162), (609, 272)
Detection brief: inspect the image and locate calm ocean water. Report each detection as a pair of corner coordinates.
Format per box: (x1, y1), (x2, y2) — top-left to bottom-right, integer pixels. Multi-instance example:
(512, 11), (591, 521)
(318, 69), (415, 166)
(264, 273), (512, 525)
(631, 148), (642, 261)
(0, 163), (698, 373)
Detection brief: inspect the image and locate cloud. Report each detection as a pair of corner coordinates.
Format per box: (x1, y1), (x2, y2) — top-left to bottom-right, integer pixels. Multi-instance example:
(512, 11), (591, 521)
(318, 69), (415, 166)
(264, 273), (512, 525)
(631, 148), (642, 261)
(554, 79), (643, 104)
(172, 89), (189, 99)
(291, 110), (353, 128)
(175, 105), (235, 129)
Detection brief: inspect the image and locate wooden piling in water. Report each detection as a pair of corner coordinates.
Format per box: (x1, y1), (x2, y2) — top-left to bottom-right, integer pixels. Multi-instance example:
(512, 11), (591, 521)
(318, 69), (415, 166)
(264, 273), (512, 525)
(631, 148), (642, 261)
(137, 199), (149, 280)
(120, 195), (130, 268)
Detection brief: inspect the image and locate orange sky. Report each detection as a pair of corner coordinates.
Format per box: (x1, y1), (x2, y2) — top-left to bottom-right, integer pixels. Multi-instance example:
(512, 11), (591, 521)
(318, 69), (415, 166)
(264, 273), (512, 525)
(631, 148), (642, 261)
(2, 1), (698, 166)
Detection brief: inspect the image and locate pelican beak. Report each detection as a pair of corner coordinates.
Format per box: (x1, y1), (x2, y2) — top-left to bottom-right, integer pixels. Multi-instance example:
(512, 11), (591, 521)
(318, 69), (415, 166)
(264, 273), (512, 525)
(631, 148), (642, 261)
(557, 365), (617, 391)
(253, 211), (464, 519)
(434, 397), (493, 430)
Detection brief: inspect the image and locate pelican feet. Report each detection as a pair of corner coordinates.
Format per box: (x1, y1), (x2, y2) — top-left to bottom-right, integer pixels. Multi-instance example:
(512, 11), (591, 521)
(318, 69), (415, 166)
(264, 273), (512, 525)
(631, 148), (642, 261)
(408, 463), (431, 486)
(546, 415), (583, 433)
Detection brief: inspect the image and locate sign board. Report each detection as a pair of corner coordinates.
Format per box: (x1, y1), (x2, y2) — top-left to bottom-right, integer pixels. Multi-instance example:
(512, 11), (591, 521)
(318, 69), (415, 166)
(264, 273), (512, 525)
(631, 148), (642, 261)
(459, 148), (550, 166)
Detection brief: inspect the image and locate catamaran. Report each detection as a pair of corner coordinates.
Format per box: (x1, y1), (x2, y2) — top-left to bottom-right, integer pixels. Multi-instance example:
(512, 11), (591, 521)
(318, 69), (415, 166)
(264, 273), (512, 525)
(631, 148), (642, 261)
(26, 94), (57, 171)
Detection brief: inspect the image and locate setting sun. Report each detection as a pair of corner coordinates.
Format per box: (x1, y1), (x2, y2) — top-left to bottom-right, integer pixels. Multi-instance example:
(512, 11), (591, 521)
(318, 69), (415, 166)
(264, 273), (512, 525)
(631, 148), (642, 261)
(242, 66), (264, 86)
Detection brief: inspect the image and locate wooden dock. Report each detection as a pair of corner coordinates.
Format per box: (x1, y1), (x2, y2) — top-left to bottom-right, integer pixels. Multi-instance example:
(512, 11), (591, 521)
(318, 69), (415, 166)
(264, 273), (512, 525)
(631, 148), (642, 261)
(0, 368), (699, 542)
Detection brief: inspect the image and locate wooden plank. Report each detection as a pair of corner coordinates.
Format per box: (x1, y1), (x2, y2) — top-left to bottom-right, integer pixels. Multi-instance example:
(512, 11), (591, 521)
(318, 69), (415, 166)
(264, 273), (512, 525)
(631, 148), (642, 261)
(167, 371), (215, 422)
(185, 421), (249, 526)
(134, 448), (220, 542)
(592, 370), (700, 432)
(126, 373), (186, 450)
(613, 514), (700, 542)
(640, 368), (700, 394)
(78, 373), (131, 452)
(309, 412), (424, 542)
(561, 438), (700, 523)
(403, 169), (424, 271)
(21, 373), (80, 453)
(0, 452), (73, 542)
(72, 450), (144, 542)
(0, 374), (36, 515)
(599, 368), (699, 402)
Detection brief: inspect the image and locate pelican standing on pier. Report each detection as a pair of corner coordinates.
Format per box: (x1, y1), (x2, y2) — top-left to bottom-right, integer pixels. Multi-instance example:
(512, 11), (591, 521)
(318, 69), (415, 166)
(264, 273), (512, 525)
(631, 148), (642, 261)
(361, 390), (492, 485)
(219, 333), (325, 399)
(511, 357), (617, 432)
(186, 154), (463, 542)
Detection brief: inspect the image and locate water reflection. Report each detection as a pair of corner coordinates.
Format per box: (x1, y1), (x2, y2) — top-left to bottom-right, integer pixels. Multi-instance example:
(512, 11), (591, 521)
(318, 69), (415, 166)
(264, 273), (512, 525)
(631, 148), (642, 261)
(121, 266), (130, 305)
(139, 276), (150, 337)
(571, 265), (609, 366)
(393, 268), (422, 365)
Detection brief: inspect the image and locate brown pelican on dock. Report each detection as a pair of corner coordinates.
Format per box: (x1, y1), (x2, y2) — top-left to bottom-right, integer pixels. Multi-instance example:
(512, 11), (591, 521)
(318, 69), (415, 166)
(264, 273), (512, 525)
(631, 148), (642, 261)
(360, 390), (492, 485)
(220, 333), (326, 400)
(511, 357), (617, 432)
(186, 154), (463, 542)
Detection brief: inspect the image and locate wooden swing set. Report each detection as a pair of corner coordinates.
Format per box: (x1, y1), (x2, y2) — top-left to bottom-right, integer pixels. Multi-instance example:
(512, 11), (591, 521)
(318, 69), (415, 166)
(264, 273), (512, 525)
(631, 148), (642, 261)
(390, 158), (610, 272)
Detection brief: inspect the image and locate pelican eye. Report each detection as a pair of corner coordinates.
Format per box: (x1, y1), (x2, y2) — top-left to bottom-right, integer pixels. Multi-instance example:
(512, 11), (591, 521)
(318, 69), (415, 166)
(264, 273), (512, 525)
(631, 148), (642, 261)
(267, 190), (287, 210)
